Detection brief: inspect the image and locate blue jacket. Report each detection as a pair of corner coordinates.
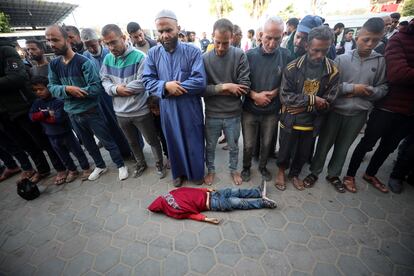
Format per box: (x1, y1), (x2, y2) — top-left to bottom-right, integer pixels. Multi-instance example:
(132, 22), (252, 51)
(29, 97), (72, 136)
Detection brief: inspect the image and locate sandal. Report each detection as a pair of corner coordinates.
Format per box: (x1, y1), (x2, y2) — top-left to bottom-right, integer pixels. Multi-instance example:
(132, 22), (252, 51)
(54, 171), (68, 185)
(303, 173), (318, 188)
(19, 170), (36, 181)
(291, 176), (305, 191)
(275, 173), (286, 191)
(66, 170), (79, 183)
(275, 181), (286, 191)
(343, 176), (357, 193)
(30, 171), (51, 183)
(363, 174), (389, 193)
(0, 167), (21, 182)
(326, 176), (345, 193)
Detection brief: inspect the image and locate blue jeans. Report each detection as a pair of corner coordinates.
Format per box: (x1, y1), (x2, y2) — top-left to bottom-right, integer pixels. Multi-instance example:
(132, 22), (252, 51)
(48, 132), (90, 171)
(205, 116), (240, 173)
(70, 108), (124, 168)
(210, 187), (265, 211)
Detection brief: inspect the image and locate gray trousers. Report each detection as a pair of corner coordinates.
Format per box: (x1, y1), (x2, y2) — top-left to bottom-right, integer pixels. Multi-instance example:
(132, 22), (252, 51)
(310, 111), (367, 177)
(117, 113), (163, 166)
(242, 111), (277, 169)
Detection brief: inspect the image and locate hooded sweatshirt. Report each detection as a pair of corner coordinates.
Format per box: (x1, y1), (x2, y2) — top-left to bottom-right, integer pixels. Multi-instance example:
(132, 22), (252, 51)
(100, 44), (149, 117)
(148, 187), (209, 221)
(334, 49), (388, 116)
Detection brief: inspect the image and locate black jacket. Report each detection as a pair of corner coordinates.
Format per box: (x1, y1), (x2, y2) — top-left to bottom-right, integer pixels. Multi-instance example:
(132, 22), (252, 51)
(0, 40), (35, 119)
(279, 55), (340, 135)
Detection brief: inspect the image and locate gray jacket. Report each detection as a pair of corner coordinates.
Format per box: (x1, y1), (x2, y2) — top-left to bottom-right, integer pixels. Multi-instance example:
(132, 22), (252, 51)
(333, 49), (388, 116)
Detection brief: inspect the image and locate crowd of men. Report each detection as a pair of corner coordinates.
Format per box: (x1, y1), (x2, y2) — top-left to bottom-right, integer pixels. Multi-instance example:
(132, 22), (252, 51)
(0, 10), (413, 196)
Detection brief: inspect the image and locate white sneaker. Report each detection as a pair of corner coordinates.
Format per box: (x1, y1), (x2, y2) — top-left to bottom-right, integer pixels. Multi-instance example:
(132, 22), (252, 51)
(118, 166), (129, 181)
(88, 167), (108, 181)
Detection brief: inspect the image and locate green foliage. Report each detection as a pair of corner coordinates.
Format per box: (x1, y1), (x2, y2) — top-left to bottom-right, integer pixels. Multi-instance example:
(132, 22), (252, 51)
(0, 12), (12, 33)
(244, 0), (269, 19)
(278, 4), (296, 21)
(402, 0), (414, 16)
(209, 0), (234, 18)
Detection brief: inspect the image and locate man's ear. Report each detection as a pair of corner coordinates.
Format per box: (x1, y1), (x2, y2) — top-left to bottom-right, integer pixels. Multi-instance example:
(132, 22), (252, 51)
(177, 25), (181, 32)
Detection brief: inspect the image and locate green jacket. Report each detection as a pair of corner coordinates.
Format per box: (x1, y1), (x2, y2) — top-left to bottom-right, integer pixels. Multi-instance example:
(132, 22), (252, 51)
(0, 40), (35, 119)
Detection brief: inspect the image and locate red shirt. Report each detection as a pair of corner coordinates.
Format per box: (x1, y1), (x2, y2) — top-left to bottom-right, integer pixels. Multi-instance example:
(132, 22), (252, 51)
(148, 187), (209, 221)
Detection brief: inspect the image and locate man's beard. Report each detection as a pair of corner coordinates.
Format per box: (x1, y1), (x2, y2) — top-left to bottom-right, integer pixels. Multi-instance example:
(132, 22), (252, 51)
(294, 46), (306, 56)
(31, 54), (43, 62)
(54, 44), (69, 56)
(161, 36), (178, 52)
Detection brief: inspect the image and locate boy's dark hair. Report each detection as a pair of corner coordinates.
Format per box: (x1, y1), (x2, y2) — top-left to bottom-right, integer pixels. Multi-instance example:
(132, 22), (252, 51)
(344, 28), (354, 34)
(64, 25), (80, 36)
(102, 24), (123, 37)
(286, 18), (299, 28)
(147, 95), (160, 106)
(31, 75), (49, 86)
(390, 12), (401, 20)
(362, 17), (385, 34)
(334, 22), (345, 30)
(213, 18), (234, 34)
(308, 25), (333, 43)
(25, 39), (45, 51)
(248, 29), (255, 36)
(127, 22), (141, 34)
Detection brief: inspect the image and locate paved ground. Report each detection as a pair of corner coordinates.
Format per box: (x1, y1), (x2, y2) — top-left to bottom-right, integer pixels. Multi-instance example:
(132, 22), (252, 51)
(0, 135), (413, 276)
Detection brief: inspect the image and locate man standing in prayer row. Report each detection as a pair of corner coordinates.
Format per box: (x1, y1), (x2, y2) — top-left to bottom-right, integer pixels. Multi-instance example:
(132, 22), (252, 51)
(143, 10), (207, 187)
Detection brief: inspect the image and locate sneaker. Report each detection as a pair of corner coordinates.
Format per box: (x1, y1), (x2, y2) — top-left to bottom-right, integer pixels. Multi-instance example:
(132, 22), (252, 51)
(88, 167), (108, 181)
(118, 166), (129, 181)
(133, 163), (147, 178)
(259, 167), (271, 181)
(262, 197), (277, 209)
(173, 177), (183, 187)
(258, 179), (267, 198)
(156, 161), (166, 179)
(241, 168), (251, 182)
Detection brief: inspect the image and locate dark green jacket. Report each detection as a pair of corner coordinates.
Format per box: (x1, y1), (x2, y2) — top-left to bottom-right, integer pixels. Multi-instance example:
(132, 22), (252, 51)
(0, 40), (35, 119)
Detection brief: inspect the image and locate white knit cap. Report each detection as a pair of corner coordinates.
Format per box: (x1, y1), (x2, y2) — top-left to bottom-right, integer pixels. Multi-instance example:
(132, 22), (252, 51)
(155, 10), (177, 21)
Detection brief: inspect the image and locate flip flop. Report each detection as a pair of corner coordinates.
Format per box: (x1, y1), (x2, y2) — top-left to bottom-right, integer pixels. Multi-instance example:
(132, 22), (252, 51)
(54, 171), (68, 185)
(343, 176), (357, 193)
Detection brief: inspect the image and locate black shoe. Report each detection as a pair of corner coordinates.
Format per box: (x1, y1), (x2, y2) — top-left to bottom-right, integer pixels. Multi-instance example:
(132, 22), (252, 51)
(241, 168), (251, 182)
(262, 197), (277, 209)
(156, 161), (166, 179)
(134, 163), (147, 178)
(388, 177), (403, 194)
(173, 177), (183, 187)
(259, 167), (271, 181)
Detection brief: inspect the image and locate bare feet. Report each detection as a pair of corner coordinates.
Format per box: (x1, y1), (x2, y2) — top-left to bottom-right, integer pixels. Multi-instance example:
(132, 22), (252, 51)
(292, 176), (305, 191)
(204, 217), (220, 224)
(204, 172), (215, 186)
(231, 171), (242, 185)
(275, 168), (286, 191)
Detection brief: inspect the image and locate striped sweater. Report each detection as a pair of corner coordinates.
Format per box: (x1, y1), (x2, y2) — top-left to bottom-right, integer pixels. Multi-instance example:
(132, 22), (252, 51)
(48, 53), (100, 114)
(100, 44), (149, 117)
